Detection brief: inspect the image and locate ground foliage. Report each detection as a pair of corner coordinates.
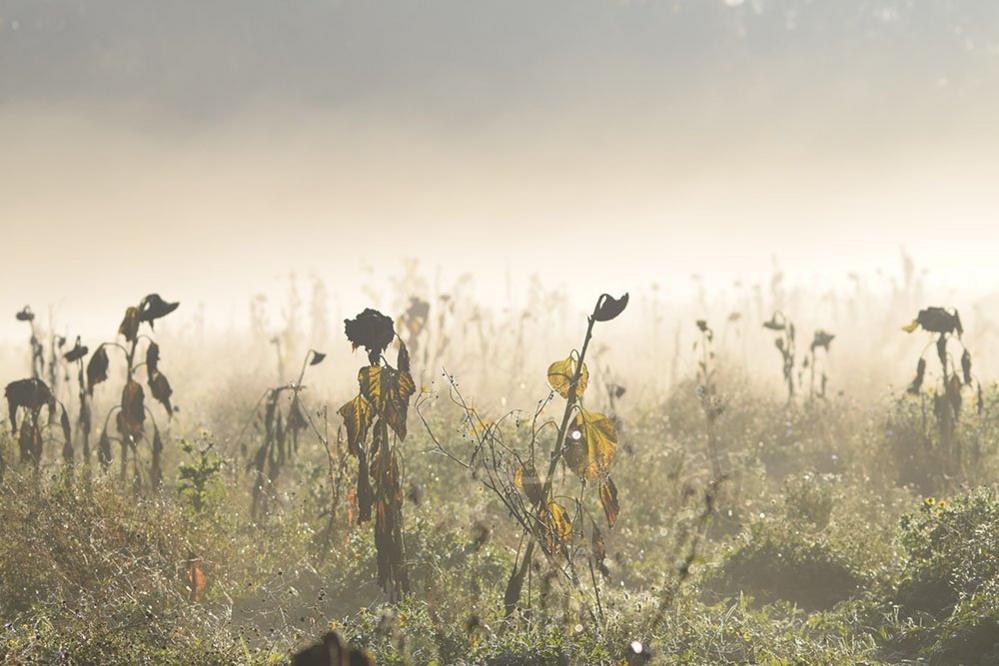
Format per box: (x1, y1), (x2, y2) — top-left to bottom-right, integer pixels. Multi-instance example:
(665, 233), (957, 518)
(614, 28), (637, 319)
(2, 276), (999, 665)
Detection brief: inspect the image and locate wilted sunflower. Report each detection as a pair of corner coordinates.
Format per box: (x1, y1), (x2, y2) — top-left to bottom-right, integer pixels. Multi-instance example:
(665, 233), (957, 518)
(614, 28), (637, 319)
(344, 308), (396, 364)
(811, 330), (835, 352)
(903, 307), (963, 336)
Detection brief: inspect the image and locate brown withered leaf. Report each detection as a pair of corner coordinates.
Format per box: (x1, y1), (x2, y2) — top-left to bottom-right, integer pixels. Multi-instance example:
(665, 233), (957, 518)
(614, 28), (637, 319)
(592, 524), (610, 579)
(18, 419), (42, 464)
(60, 405), (71, 446)
(514, 463), (544, 505)
(186, 553), (207, 602)
(547, 355), (589, 399)
(908, 357), (927, 395)
(563, 409), (618, 481)
(87, 346), (109, 394)
(309, 351), (326, 366)
(397, 339), (411, 374)
(600, 476), (620, 528)
(138, 294), (179, 327)
(962, 349), (973, 386)
(119, 380), (145, 438)
(339, 395), (374, 456)
(15, 306), (34, 322)
(593, 293), (629, 322)
(357, 366), (415, 440)
(146, 341), (160, 375)
(148, 371), (173, 416)
(118, 306), (140, 342)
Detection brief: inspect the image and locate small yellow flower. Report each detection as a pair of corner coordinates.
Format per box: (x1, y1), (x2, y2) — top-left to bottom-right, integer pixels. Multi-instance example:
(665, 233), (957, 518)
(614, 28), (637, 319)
(924, 497), (936, 506)
(937, 500), (947, 509)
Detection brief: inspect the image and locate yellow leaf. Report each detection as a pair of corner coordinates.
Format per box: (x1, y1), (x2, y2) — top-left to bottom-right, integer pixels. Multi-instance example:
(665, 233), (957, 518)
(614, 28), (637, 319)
(547, 355), (589, 400)
(542, 501), (573, 555)
(338, 394), (374, 456)
(358, 365), (416, 440)
(902, 319), (919, 333)
(563, 409), (617, 481)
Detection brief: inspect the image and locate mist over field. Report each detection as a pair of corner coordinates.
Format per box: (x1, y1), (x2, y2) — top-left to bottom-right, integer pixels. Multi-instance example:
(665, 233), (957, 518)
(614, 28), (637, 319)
(3, 2), (999, 664)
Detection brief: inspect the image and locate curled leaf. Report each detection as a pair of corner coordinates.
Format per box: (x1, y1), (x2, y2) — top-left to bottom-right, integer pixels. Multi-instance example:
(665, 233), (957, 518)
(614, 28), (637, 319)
(593, 293), (629, 322)
(962, 350), (973, 386)
(15, 306), (34, 322)
(907, 358), (927, 395)
(146, 341), (160, 375)
(149, 371), (173, 416)
(309, 351), (327, 366)
(119, 380), (145, 439)
(139, 294), (180, 327)
(87, 346), (109, 394)
(599, 477), (620, 528)
(563, 409), (618, 481)
(514, 463), (544, 505)
(592, 525), (610, 580)
(542, 501), (573, 555)
(118, 307), (140, 342)
(547, 356), (589, 400)
(339, 395), (374, 456)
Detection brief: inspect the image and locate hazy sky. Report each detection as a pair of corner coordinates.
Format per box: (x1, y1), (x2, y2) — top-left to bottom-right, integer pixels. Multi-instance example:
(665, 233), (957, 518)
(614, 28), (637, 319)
(2, 0), (999, 339)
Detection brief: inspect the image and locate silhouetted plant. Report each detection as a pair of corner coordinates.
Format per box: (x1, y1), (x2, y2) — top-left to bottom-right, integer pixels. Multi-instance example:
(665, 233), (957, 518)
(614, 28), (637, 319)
(88, 294), (179, 487)
(338, 308), (416, 600)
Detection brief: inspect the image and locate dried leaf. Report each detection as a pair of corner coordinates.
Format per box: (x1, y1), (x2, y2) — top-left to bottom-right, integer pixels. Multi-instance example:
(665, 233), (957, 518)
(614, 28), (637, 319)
(148, 371), (173, 416)
(118, 306), (140, 342)
(87, 346), (109, 394)
(514, 463), (544, 505)
(15, 306), (34, 322)
(186, 554), (207, 602)
(146, 341), (160, 375)
(358, 365), (415, 440)
(139, 294), (179, 327)
(592, 525), (610, 579)
(593, 293), (629, 322)
(962, 349), (973, 385)
(563, 409), (618, 481)
(600, 476), (620, 528)
(309, 351), (326, 366)
(908, 358), (927, 395)
(547, 356), (589, 399)
(339, 395), (374, 456)
(119, 380), (145, 438)
(542, 501), (573, 555)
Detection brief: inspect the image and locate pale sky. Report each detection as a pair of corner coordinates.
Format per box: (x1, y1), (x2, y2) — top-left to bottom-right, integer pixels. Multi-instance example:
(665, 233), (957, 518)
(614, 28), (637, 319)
(2, 0), (999, 340)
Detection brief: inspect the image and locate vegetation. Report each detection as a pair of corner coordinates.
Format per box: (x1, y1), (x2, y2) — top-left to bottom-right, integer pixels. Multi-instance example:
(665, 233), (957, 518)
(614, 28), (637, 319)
(1, 263), (998, 665)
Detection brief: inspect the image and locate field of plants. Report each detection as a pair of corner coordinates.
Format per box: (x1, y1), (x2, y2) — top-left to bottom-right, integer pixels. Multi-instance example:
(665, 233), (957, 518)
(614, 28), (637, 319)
(2, 258), (998, 665)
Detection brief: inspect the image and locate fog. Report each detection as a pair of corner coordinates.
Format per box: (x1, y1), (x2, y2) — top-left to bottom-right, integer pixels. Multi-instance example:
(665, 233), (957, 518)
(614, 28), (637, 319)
(2, 0), (999, 343)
